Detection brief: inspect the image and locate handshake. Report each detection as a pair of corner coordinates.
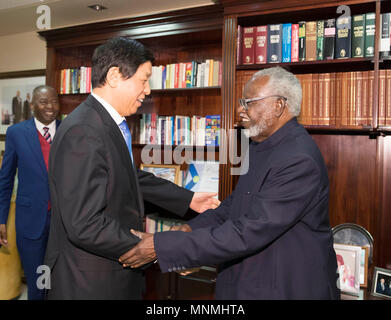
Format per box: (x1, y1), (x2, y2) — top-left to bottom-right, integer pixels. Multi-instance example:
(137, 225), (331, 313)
(119, 224), (200, 276)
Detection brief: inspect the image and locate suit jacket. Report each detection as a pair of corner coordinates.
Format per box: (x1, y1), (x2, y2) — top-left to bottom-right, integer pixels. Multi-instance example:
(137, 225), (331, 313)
(45, 95), (193, 300)
(0, 118), (60, 239)
(154, 118), (340, 300)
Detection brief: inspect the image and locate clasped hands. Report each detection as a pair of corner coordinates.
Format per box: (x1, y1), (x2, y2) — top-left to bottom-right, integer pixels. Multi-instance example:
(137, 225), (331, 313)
(118, 192), (220, 275)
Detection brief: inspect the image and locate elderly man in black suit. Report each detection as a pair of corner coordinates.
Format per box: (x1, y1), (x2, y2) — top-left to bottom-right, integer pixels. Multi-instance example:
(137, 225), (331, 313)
(120, 66), (340, 300)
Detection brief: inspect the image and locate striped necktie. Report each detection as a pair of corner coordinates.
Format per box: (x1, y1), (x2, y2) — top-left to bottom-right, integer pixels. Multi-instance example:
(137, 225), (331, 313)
(43, 127), (52, 144)
(118, 120), (133, 162)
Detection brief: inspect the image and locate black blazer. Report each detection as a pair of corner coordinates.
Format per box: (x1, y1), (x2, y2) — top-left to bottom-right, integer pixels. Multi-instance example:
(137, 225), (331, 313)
(154, 118), (340, 300)
(45, 95), (193, 299)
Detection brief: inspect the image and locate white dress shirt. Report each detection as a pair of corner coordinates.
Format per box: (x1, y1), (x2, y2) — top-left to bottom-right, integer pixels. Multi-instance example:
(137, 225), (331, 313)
(34, 117), (56, 139)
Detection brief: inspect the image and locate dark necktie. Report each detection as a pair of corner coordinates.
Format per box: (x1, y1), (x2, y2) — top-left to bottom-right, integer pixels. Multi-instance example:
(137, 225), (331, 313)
(119, 120), (133, 162)
(43, 127), (52, 144)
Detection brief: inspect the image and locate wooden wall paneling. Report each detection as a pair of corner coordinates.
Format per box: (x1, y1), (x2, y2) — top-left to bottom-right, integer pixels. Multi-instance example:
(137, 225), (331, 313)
(221, 15), (237, 200)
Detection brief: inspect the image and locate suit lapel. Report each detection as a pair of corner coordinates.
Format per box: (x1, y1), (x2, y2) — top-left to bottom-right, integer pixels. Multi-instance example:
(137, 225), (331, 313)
(85, 95), (144, 216)
(24, 118), (47, 176)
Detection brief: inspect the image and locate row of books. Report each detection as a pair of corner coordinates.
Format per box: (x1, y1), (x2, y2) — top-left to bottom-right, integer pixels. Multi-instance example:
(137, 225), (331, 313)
(145, 214), (183, 233)
(59, 67), (92, 94)
(296, 71), (375, 127)
(139, 113), (221, 146)
(237, 12), (382, 65)
(149, 60), (222, 89)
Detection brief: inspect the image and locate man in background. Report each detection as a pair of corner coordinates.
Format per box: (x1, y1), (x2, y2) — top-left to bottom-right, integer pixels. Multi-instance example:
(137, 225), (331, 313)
(23, 92), (33, 121)
(45, 37), (219, 299)
(120, 67), (340, 300)
(0, 85), (60, 300)
(12, 90), (23, 124)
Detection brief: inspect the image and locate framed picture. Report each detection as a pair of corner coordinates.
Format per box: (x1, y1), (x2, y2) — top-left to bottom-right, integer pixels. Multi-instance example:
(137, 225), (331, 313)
(0, 70), (46, 136)
(371, 267), (391, 299)
(360, 246), (369, 288)
(334, 243), (362, 296)
(140, 164), (181, 186)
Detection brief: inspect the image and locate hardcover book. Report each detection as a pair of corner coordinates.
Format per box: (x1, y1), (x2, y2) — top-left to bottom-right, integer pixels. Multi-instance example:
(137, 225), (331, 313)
(291, 24), (299, 62)
(364, 12), (375, 57)
(305, 21), (317, 61)
(336, 15), (352, 59)
(316, 20), (325, 60)
(267, 24), (282, 63)
(352, 14), (365, 58)
(282, 23), (292, 62)
(242, 27), (255, 64)
(324, 19), (336, 60)
(255, 25), (267, 64)
(298, 21), (306, 61)
(380, 13), (391, 59)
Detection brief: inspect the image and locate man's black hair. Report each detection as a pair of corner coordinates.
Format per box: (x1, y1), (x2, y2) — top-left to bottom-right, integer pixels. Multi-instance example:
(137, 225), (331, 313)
(91, 37), (155, 88)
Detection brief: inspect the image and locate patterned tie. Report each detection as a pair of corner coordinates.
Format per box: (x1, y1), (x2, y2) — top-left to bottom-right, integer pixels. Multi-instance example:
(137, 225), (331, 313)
(118, 120), (133, 162)
(43, 127), (52, 144)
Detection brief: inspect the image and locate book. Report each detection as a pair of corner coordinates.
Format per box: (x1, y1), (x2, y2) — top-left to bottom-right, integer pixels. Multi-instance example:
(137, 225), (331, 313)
(316, 20), (325, 60)
(298, 21), (306, 61)
(324, 19), (336, 60)
(291, 23), (299, 62)
(267, 24), (282, 63)
(305, 21), (317, 61)
(352, 14), (365, 58)
(237, 25), (242, 65)
(282, 23), (292, 62)
(380, 13), (391, 59)
(335, 15), (351, 59)
(242, 27), (255, 64)
(205, 115), (221, 146)
(255, 25), (267, 64)
(364, 12), (376, 58)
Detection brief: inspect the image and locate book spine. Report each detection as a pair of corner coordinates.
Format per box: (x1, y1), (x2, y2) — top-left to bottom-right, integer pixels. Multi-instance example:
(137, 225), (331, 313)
(352, 14), (365, 58)
(336, 16), (352, 59)
(282, 23), (292, 62)
(364, 12), (375, 58)
(242, 27), (255, 64)
(237, 25), (242, 65)
(255, 25), (267, 64)
(305, 21), (317, 61)
(298, 21), (306, 62)
(291, 24), (299, 62)
(380, 13), (391, 59)
(324, 19), (336, 60)
(316, 20), (325, 60)
(267, 24), (282, 63)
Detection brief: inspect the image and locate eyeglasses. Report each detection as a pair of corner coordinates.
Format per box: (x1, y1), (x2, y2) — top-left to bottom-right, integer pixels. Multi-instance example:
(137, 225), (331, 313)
(239, 95), (287, 111)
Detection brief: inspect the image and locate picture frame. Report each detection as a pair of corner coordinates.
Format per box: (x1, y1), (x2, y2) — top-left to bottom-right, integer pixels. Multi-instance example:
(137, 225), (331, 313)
(360, 246), (369, 288)
(334, 243), (362, 296)
(140, 164), (181, 186)
(371, 267), (391, 300)
(0, 70), (46, 137)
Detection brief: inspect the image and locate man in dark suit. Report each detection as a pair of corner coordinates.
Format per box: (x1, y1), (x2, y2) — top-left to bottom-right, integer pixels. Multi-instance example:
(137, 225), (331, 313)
(120, 66), (340, 300)
(12, 90), (23, 124)
(0, 85), (60, 300)
(44, 37), (219, 300)
(23, 93), (33, 121)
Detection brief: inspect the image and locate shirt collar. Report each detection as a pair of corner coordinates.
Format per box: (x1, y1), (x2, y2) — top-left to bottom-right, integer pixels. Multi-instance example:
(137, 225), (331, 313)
(34, 117), (56, 133)
(91, 92), (125, 126)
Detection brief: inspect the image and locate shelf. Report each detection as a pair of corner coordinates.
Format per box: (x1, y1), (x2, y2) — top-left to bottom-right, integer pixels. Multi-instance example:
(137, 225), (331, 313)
(133, 143), (219, 150)
(237, 58), (374, 73)
(151, 86), (221, 94)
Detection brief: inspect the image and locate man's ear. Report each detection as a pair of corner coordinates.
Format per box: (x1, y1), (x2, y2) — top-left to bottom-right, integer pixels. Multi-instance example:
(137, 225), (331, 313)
(105, 67), (121, 88)
(274, 98), (286, 118)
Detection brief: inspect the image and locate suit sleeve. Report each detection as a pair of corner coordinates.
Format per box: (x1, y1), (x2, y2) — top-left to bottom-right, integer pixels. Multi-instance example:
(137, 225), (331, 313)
(49, 125), (140, 260)
(0, 127), (17, 224)
(137, 168), (194, 217)
(154, 154), (322, 271)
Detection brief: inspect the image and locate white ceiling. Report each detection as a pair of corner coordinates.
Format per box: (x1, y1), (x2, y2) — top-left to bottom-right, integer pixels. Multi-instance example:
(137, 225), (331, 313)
(0, 0), (214, 36)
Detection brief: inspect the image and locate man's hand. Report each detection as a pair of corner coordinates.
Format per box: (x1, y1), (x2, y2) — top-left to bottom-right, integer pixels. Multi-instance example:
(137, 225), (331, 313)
(170, 224), (192, 232)
(190, 192), (221, 213)
(0, 224), (8, 248)
(119, 230), (156, 268)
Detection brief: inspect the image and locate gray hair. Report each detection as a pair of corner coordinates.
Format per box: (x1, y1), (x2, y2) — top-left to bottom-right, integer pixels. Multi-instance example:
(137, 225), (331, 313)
(249, 67), (302, 117)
